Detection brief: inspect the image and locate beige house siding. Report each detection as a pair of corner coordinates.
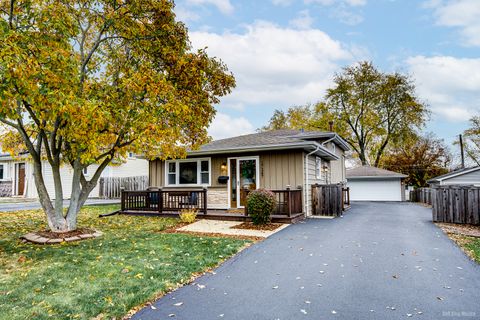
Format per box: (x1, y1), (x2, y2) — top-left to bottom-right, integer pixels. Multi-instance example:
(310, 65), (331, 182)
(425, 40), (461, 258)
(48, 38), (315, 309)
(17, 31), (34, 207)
(304, 153), (329, 216)
(259, 151), (304, 190)
(324, 141), (346, 184)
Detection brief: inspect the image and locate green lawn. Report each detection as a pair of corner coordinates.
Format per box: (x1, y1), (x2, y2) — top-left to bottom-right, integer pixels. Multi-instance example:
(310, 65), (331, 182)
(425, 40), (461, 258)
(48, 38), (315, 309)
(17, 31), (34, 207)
(462, 236), (480, 263)
(0, 205), (250, 320)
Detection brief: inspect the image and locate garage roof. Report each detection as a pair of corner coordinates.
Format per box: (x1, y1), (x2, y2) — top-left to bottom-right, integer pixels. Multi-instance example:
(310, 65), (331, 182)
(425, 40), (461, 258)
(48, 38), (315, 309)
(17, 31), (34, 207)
(347, 165), (407, 179)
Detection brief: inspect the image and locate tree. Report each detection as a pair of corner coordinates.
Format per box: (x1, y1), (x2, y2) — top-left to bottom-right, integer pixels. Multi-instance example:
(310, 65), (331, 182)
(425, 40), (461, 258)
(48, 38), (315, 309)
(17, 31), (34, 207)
(380, 134), (451, 187)
(0, 1), (235, 232)
(463, 116), (480, 166)
(261, 105), (312, 131)
(262, 62), (429, 166)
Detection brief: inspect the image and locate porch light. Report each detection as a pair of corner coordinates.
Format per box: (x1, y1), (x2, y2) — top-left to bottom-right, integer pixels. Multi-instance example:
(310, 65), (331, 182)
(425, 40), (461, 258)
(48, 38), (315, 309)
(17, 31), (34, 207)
(220, 162), (227, 174)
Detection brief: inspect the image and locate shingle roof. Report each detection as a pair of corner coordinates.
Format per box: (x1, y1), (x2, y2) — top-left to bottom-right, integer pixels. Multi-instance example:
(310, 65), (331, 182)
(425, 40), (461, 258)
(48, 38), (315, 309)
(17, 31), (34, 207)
(185, 129), (350, 160)
(347, 165), (407, 179)
(190, 129), (349, 154)
(427, 166), (480, 183)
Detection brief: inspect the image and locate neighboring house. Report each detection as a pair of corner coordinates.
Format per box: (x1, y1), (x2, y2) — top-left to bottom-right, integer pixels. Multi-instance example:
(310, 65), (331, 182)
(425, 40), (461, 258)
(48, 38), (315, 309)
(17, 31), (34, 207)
(347, 166), (407, 201)
(149, 129), (349, 216)
(427, 166), (480, 187)
(0, 153), (148, 198)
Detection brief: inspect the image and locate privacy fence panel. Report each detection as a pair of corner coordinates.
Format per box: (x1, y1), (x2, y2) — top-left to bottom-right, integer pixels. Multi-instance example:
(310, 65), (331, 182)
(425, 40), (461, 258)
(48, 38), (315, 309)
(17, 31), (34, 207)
(432, 186), (480, 225)
(311, 184), (345, 217)
(99, 176), (149, 199)
(410, 188), (433, 205)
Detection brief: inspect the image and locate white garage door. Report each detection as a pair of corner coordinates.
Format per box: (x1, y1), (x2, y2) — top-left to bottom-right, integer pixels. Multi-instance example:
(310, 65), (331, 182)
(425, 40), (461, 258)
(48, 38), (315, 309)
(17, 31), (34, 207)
(347, 179), (403, 201)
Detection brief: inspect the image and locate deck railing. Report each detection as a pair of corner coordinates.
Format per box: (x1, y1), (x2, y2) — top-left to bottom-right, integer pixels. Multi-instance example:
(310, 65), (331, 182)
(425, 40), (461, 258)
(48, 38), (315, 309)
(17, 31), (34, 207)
(120, 187), (303, 217)
(243, 188), (303, 217)
(121, 188), (208, 214)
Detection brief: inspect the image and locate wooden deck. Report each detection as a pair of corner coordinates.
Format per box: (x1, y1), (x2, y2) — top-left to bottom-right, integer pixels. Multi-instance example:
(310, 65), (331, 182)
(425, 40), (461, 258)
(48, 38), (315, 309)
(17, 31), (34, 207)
(117, 188), (305, 224)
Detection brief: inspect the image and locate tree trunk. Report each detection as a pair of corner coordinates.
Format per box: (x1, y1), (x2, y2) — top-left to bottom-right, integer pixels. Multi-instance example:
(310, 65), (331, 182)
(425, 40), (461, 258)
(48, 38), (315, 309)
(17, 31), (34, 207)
(32, 159), (69, 232)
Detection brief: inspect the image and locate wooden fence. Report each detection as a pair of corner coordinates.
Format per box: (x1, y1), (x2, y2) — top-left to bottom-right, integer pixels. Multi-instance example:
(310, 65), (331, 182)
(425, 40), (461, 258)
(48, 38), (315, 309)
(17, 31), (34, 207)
(432, 186), (480, 225)
(410, 188), (433, 205)
(311, 184), (348, 217)
(99, 176), (149, 199)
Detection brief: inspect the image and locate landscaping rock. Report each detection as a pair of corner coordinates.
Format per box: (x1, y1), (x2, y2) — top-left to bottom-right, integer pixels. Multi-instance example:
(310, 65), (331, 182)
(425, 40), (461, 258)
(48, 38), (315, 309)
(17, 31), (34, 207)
(64, 236), (81, 242)
(93, 231), (103, 237)
(46, 238), (64, 244)
(21, 229), (102, 245)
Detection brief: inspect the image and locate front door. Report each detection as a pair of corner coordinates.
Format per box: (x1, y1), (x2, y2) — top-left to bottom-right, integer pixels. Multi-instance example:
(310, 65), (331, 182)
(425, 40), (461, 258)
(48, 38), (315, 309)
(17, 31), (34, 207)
(228, 157), (259, 208)
(17, 163), (26, 196)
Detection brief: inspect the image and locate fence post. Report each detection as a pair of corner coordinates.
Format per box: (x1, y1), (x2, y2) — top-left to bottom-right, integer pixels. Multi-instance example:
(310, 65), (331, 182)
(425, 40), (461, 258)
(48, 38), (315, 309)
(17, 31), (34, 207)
(286, 186), (292, 217)
(120, 187), (125, 211)
(203, 187), (208, 215)
(158, 188), (163, 214)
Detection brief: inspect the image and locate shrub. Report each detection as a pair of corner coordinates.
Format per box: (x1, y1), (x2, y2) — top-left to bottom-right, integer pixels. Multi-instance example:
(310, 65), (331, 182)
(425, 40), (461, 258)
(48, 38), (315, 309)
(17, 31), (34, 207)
(246, 189), (276, 225)
(179, 209), (197, 224)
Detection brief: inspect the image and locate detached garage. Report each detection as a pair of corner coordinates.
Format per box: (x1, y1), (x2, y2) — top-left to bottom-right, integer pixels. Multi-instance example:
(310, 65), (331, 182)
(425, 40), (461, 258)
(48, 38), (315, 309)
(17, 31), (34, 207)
(347, 166), (407, 201)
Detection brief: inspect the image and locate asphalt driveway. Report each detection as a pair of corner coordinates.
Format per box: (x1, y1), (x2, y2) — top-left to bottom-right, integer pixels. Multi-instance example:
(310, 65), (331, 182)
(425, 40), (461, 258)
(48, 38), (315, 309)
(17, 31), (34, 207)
(133, 202), (480, 320)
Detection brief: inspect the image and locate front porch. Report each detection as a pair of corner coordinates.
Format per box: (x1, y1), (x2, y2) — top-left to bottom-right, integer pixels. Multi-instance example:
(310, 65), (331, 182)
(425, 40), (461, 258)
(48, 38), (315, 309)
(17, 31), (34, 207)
(118, 188), (305, 223)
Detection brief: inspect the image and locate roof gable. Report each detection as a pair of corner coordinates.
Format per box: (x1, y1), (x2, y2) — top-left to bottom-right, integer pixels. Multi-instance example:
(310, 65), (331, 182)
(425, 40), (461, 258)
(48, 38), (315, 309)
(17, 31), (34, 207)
(347, 165), (407, 179)
(427, 166), (480, 183)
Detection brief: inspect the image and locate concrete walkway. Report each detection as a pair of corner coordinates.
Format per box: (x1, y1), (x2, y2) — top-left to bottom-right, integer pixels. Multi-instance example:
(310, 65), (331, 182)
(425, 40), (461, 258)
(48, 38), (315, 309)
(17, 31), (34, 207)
(0, 198), (119, 212)
(132, 202), (480, 320)
(178, 220), (289, 238)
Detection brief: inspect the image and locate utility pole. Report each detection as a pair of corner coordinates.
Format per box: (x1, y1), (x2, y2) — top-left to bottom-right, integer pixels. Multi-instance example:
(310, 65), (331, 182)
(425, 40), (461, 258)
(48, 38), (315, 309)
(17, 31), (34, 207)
(459, 134), (465, 169)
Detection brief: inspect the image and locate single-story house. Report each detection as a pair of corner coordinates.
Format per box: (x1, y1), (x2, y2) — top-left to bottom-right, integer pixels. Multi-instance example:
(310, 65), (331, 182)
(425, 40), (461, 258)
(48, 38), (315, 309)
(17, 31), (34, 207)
(148, 129), (350, 216)
(427, 166), (480, 187)
(0, 152), (148, 198)
(347, 166), (407, 201)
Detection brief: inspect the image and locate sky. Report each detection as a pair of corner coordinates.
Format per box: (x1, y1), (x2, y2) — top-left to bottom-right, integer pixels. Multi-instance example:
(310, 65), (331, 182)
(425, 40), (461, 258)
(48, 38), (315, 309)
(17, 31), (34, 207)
(174, 0), (480, 148)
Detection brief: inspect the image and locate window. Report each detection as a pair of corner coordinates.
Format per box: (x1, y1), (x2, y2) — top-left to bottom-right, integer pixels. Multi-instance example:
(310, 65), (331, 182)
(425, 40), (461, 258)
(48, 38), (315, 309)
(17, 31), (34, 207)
(168, 162), (176, 185)
(166, 158), (211, 186)
(315, 157), (322, 180)
(0, 164), (3, 180)
(83, 167), (88, 175)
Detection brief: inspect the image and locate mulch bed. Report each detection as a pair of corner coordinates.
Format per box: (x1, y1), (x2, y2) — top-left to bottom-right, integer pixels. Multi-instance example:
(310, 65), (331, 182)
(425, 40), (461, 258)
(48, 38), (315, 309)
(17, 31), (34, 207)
(231, 222), (282, 231)
(37, 227), (96, 239)
(435, 223), (480, 238)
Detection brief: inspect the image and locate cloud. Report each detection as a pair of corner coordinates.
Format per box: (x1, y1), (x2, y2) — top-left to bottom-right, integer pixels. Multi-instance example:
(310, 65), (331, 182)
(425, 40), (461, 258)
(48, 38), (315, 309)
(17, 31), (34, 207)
(208, 113), (255, 139)
(175, 6), (200, 22)
(271, 0), (293, 6)
(289, 10), (314, 29)
(426, 0), (480, 46)
(305, 0), (367, 7)
(186, 0), (234, 15)
(407, 55), (480, 122)
(190, 21), (354, 113)
(305, 0), (366, 25)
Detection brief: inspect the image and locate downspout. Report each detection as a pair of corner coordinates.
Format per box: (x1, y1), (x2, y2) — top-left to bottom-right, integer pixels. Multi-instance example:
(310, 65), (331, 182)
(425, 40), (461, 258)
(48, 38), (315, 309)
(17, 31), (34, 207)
(305, 146), (321, 217)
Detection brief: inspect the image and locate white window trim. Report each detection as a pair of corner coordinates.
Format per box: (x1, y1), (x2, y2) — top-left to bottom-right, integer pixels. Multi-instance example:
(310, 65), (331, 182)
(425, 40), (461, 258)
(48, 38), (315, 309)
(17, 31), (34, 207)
(164, 158), (211, 187)
(0, 163), (5, 181)
(315, 156), (322, 180)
